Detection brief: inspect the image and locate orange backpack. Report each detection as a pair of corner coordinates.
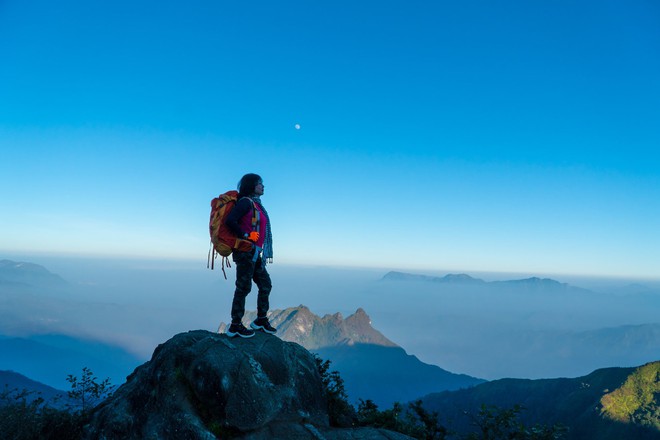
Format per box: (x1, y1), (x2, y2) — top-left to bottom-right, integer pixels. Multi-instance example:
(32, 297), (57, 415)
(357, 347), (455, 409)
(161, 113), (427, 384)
(207, 190), (256, 278)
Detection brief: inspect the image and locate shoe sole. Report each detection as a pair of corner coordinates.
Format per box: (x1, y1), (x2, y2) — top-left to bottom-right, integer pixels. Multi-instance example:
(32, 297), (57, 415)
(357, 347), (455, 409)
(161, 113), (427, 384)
(226, 330), (255, 338)
(250, 322), (277, 335)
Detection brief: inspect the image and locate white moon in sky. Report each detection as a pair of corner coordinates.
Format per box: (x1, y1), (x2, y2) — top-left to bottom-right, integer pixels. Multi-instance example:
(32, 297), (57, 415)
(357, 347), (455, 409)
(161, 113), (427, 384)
(294, 124), (301, 130)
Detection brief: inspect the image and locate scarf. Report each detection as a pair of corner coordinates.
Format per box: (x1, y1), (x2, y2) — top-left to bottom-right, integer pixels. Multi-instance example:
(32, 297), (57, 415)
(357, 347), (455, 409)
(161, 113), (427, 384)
(252, 196), (273, 264)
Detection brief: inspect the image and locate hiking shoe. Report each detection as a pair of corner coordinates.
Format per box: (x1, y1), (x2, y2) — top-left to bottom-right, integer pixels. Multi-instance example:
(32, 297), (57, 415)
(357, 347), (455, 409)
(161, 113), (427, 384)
(226, 323), (255, 338)
(250, 317), (277, 334)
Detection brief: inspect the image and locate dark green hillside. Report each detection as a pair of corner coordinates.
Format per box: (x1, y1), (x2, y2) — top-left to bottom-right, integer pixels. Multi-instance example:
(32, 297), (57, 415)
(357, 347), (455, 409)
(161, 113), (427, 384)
(421, 362), (660, 440)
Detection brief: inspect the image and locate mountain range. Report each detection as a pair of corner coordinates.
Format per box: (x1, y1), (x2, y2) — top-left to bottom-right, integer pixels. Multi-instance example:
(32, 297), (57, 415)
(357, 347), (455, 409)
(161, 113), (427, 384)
(0, 260), (141, 389)
(420, 361), (660, 440)
(219, 305), (484, 407)
(376, 270), (660, 378)
(2, 258), (659, 439)
(382, 270), (582, 291)
(4, 258), (658, 380)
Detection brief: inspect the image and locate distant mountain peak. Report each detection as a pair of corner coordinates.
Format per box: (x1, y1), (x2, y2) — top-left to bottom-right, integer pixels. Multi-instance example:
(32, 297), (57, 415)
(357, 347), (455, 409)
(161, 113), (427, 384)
(492, 277), (567, 289)
(440, 273), (483, 283)
(381, 271), (484, 284)
(0, 259), (67, 289)
(523, 277), (556, 284)
(218, 305), (397, 350)
(348, 307), (369, 321)
(1, 259), (50, 272)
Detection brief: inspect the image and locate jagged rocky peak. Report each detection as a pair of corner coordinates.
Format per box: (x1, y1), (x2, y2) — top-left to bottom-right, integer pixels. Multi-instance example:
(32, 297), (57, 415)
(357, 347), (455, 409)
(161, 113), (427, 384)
(84, 330), (412, 440)
(218, 305), (397, 350)
(327, 311), (344, 322)
(344, 307), (373, 331)
(349, 307), (369, 321)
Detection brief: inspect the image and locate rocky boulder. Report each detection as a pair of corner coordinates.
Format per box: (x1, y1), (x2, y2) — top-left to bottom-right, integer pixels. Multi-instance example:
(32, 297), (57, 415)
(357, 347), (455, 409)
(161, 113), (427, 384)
(84, 330), (412, 440)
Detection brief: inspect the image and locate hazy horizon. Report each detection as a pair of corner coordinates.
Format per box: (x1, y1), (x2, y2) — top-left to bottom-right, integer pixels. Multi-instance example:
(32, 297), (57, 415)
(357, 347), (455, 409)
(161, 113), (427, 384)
(2, 254), (659, 383)
(5, 251), (660, 286)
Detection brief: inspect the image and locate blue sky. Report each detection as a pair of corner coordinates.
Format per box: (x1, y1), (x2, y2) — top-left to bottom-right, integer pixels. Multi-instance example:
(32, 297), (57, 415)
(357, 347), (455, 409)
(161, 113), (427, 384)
(1, 0), (659, 278)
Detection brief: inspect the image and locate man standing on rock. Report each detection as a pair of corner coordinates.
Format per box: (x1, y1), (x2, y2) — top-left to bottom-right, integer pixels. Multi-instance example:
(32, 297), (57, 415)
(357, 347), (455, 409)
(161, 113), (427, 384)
(224, 173), (277, 338)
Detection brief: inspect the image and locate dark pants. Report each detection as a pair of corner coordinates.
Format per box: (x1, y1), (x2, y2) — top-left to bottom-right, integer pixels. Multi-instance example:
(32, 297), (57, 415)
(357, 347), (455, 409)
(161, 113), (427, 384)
(230, 249), (272, 324)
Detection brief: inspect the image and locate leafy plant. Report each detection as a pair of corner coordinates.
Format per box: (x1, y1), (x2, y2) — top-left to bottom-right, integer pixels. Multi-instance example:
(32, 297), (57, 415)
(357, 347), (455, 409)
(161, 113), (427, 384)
(314, 355), (563, 440)
(0, 386), (83, 440)
(314, 354), (356, 427)
(464, 404), (566, 440)
(0, 367), (116, 439)
(357, 398), (447, 439)
(66, 366), (115, 413)
(409, 399), (448, 440)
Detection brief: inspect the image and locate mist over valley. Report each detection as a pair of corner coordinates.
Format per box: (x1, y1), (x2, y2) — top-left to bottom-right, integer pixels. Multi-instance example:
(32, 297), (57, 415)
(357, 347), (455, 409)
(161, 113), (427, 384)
(1, 256), (659, 390)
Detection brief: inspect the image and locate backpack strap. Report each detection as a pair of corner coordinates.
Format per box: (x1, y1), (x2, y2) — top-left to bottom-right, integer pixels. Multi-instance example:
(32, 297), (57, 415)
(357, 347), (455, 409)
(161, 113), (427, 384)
(252, 203), (260, 233)
(207, 243), (232, 279)
(221, 256), (231, 280)
(207, 242), (214, 269)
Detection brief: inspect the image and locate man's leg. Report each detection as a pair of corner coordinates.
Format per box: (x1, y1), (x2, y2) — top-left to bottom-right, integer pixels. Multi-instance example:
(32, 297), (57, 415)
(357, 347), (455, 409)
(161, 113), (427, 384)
(230, 250), (255, 324)
(252, 257), (272, 318)
(249, 257), (276, 334)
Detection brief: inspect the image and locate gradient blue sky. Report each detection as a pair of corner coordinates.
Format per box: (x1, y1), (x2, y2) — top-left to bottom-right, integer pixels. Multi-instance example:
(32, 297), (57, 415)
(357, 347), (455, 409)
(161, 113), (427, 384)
(1, 1), (659, 278)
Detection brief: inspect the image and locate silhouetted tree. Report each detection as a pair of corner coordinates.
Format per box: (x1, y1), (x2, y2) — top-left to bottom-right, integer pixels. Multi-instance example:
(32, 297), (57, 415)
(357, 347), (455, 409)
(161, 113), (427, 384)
(356, 398), (447, 439)
(314, 355), (356, 427)
(0, 386), (83, 439)
(66, 366), (114, 413)
(464, 404), (566, 440)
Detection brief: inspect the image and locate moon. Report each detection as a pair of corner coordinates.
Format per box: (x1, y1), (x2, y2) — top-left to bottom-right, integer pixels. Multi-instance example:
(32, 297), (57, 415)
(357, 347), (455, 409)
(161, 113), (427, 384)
(294, 123), (301, 130)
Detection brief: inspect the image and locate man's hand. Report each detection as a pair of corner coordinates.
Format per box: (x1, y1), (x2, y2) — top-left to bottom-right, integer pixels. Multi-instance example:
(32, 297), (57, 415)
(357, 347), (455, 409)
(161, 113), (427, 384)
(248, 231), (260, 242)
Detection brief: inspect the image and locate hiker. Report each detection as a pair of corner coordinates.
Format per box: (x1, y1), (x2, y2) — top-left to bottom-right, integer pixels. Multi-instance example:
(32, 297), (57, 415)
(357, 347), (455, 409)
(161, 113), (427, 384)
(224, 173), (276, 338)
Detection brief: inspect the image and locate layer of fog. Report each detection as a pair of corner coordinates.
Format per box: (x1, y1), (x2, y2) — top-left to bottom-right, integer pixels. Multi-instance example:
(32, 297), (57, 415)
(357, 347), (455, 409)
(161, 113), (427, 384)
(2, 255), (659, 380)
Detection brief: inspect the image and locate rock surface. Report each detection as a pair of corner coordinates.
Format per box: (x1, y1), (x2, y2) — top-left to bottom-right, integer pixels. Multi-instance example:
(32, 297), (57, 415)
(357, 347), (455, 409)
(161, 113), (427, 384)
(84, 330), (412, 440)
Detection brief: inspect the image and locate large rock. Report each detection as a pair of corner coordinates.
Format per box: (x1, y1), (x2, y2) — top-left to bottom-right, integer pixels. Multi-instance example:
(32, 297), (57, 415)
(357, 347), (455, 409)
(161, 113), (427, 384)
(84, 330), (412, 440)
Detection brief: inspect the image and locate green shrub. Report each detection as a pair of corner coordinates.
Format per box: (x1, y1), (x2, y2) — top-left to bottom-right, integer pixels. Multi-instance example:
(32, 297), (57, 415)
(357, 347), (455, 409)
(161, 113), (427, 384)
(0, 367), (114, 440)
(0, 387), (83, 440)
(464, 404), (567, 440)
(66, 366), (115, 413)
(314, 354), (356, 427)
(356, 398), (446, 439)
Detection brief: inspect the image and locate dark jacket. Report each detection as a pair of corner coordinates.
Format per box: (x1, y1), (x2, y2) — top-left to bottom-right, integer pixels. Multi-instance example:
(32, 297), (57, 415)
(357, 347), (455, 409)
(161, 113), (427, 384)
(225, 197), (254, 238)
